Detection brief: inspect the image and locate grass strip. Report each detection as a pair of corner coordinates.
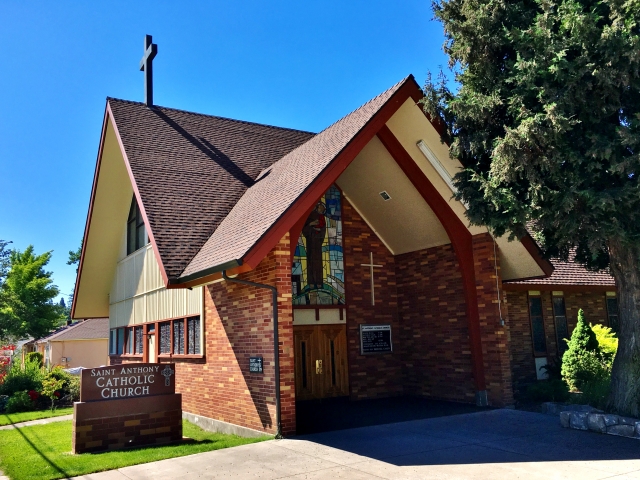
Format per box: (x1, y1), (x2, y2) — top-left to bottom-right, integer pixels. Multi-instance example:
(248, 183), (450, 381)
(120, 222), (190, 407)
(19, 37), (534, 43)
(0, 408), (74, 427)
(0, 419), (270, 480)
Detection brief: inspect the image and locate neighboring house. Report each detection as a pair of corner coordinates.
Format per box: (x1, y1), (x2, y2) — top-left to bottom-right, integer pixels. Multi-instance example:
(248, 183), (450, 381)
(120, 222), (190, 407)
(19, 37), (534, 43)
(72, 75), (617, 437)
(23, 319), (109, 369)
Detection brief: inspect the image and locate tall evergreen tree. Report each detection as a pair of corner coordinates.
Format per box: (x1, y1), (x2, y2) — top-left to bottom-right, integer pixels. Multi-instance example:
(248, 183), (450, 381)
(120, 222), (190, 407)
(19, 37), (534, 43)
(423, 0), (640, 414)
(0, 246), (65, 341)
(0, 240), (12, 286)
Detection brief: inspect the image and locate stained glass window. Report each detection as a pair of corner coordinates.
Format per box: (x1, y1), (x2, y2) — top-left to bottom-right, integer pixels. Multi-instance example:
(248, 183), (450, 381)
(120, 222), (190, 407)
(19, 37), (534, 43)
(292, 185), (345, 305)
(173, 321), (185, 355)
(187, 317), (200, 355)
(160, 322), (171, 354)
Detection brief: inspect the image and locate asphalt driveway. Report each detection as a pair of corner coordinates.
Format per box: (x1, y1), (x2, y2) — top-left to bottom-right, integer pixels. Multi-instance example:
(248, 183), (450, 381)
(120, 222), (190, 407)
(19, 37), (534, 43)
(75, 409), (640, 480)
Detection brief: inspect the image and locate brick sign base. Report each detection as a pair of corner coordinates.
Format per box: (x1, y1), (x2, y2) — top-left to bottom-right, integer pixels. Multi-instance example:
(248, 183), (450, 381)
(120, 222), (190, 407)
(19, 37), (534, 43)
(73, 394), (182, 453)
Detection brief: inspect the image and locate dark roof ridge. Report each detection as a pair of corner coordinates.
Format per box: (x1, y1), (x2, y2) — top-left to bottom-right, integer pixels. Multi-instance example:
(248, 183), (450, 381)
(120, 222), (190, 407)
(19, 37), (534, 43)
(106, 97), (317, 136)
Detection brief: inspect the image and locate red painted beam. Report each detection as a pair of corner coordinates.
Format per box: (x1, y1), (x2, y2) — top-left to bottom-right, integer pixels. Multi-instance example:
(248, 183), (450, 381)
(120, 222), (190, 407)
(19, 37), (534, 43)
(376, 125), (487, 393)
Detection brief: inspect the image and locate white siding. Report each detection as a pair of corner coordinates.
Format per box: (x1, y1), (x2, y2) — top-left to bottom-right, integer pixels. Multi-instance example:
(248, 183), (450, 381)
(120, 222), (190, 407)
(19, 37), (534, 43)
(109, 241), (202, 326)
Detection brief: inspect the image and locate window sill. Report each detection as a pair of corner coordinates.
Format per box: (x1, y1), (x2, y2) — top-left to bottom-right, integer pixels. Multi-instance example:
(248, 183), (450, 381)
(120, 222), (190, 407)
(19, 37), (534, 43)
(157, 354), (204, 360)
(109, 354), (144, 358)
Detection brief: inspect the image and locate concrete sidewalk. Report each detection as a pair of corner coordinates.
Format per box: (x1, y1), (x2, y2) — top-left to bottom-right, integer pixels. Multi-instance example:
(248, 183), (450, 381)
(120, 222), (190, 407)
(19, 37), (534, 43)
(0, 414), (72, 431)
(73, 409), (640, 480)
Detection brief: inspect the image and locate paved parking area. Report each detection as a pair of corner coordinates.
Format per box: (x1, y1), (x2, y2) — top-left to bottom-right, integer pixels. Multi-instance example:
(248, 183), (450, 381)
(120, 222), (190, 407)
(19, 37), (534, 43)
(75, 409), (640, 480)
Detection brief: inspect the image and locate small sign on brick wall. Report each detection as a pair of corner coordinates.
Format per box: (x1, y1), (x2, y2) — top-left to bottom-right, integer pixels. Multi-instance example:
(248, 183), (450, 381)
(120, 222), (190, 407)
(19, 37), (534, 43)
(360, 324), (393, 354)
(249, 356), (263, 373)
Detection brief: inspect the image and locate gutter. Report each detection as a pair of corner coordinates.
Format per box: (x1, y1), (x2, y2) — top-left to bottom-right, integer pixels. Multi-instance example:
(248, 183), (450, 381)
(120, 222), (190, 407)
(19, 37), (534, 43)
(222, 270), (282, 438)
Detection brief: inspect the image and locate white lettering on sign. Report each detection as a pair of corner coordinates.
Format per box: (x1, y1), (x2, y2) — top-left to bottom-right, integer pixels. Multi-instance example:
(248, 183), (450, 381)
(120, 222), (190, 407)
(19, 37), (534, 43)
(82, 363), (173, 402)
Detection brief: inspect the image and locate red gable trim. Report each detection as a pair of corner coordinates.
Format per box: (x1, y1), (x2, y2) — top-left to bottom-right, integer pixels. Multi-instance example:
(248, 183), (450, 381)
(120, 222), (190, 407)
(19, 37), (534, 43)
(71, 102), (170, 318)
(519, 234), (554, 277)
(376, 124), (486, 393)
(239, 78), (424, 272)
(107, 102), (170, 287)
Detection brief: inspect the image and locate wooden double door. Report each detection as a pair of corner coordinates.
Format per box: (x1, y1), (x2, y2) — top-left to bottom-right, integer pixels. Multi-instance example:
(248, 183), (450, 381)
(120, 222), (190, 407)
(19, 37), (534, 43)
(294, 324), (349, 400)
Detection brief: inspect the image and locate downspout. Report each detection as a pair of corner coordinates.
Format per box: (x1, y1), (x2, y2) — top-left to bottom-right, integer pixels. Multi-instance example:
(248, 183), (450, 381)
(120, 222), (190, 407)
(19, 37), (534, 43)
(222, 270), (282, 438)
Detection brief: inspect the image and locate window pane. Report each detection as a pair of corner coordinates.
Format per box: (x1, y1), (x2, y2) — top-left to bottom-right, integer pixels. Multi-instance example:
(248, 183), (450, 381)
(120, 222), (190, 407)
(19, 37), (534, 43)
(187, 317), (200, 355)
(529, 297), (543, 317)
(136, 223), (146, 250)
(160, 322), (171, 354)
(553, 297), (569, 353)
(529, 297), (546, 354)
(109, 329), (116, 354)
(126, 328), (134, 354)
(135, 326), (143, 354)
(116, 328), (125, 355)
(127, 220), (136, 255)
(173, 321), (184, 355)
(607, 298), (619, 332)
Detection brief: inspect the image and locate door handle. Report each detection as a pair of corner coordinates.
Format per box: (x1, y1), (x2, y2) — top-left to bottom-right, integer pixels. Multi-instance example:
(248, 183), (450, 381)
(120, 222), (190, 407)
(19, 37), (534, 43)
(315, 360), (323, 374)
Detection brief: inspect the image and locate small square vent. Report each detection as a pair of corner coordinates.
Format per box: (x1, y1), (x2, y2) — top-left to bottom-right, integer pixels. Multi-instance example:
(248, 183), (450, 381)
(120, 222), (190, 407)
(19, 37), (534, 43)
(379, 191), (391, 201)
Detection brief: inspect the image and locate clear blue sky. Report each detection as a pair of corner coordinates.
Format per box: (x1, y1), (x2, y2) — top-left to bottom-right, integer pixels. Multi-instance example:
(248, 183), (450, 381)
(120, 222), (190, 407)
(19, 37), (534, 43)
(0, 1), (449, 302)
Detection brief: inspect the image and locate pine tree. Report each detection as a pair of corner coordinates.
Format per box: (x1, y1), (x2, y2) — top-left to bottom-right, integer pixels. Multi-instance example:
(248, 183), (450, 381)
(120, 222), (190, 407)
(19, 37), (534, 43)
(423, 0), (640, 416)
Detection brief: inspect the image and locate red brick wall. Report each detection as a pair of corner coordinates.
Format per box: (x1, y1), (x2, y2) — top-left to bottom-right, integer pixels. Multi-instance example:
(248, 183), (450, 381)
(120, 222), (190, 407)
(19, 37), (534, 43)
(472, 234), (514, 406)
(507, 289), (614, 391)
(342, 200), (404, 399)
(179, 233), (293, 435)
(395, 243), (475, 403)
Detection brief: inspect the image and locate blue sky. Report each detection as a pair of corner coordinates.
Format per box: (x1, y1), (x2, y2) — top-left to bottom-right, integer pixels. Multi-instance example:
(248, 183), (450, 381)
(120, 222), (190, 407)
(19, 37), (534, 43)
(0, 1), (449, 302)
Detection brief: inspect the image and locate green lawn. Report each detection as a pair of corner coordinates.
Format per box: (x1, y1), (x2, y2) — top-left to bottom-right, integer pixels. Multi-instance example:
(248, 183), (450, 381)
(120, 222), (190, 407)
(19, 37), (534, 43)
(0, 408), (74, 427)
(0, 419), (270, 480)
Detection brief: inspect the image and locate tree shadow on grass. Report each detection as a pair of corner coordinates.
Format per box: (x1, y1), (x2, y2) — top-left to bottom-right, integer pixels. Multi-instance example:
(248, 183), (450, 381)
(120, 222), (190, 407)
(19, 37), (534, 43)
(10, 423), (70, 479)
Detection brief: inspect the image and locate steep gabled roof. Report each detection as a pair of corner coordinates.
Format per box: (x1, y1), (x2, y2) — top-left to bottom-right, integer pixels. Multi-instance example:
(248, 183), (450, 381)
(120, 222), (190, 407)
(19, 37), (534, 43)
(108, 100), (315, 280)
(179, 76), (414, 281)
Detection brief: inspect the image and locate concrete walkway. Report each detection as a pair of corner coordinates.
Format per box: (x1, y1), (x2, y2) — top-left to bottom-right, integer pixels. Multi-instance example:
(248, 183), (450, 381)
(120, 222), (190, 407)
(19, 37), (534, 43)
(0, 413), (72, 431)
(71, 409), (640, 480)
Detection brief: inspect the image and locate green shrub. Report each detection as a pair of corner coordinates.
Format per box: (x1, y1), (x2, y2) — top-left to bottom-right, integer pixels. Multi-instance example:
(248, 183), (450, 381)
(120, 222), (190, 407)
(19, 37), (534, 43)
(5, 391), (34, 413)
(580, 377), (611, 411)
(68, 376), (80, 402)
(592, 323), (618, 362)
(0, 358), (43, 397)
(562, 309), (603, 391)
(25, 352), (43, 368)
(44, 367), (72, 398)
(525, 379), (570, 402)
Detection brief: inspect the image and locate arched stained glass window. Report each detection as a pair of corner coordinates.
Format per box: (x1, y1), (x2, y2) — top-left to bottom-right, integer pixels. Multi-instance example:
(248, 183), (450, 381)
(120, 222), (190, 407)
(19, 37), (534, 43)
(292, 186), (345, 305)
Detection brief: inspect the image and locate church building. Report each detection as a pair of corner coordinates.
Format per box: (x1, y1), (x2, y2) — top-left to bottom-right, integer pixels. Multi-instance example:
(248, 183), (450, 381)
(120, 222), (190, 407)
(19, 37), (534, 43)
(72, 67), (617, 437)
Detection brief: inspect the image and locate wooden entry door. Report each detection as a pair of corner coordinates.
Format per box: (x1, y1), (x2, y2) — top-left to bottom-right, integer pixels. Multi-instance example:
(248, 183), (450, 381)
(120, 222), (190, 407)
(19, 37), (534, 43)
(294, 325), (349, 400)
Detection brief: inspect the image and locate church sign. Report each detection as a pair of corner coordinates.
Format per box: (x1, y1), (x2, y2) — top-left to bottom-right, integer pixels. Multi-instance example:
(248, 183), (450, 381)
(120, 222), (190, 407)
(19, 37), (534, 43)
(360, 324), (393, 354)
(80, 363), (175, 402)
(73, 360), (182, 454)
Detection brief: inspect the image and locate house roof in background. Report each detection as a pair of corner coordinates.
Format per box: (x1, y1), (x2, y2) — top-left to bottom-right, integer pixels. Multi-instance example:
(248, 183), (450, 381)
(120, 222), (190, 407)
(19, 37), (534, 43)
(504, 253), (615, 287)
(108, 99), (315, 281)
(37, 318), (109, 343)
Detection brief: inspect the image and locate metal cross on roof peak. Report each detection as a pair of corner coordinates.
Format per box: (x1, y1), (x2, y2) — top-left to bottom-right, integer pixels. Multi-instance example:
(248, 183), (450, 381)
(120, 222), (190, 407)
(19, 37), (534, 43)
(140, 34), (158, 107)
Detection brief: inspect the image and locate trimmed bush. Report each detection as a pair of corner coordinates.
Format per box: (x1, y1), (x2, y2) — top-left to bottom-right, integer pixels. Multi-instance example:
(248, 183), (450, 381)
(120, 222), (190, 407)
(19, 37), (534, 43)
(5, 391), (35, 413)
(562, 309), (604, 391)
(25, 352), (43, 368)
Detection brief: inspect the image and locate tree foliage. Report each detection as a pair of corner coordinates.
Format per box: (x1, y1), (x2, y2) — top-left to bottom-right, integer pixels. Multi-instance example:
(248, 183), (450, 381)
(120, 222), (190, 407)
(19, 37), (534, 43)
(424, 0), (640, 415)
(0, 240), (12, 286)
(0, 246), (65, 341)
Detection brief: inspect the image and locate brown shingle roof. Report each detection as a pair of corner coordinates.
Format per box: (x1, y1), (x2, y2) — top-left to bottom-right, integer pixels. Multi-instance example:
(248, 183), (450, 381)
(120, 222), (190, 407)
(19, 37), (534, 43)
(38, 318), (109, 342)
(505, 253), (615, 287)
(180, 76), (412, 279)
(109, 100), (315, 280)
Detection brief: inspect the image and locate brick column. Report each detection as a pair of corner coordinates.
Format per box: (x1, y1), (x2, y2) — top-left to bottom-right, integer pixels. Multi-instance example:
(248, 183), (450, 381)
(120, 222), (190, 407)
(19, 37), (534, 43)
(472, 233), (514, 406)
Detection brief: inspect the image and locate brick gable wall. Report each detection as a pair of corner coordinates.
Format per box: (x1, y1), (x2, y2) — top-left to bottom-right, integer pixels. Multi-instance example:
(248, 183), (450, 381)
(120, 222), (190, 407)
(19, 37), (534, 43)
(342, 200), (404, 399)
(395, 243), (475, 403)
